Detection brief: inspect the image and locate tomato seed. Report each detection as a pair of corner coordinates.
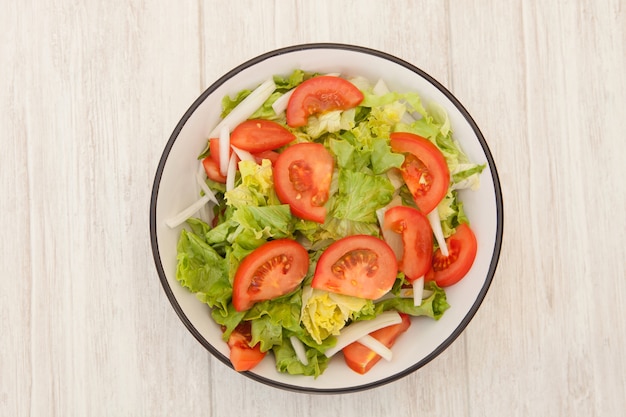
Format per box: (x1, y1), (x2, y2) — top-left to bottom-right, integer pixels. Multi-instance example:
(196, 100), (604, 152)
(288, 160), (314, 192)
(331, 249), (379, 280)
(250, 255), (293, 292)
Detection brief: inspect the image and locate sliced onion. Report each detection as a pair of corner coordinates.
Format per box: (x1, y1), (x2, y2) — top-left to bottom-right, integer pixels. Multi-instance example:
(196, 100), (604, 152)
(218, 125), (230, 176)
(165, 195), (211, 228)
(376, 195), (404, 261)
(290, 336), (309, 365)
(230, 145), (256, 163)
(324, 311), (402, 358)
(208, 78), (276, 138)
(195, 172), (219, 204)
(386, 169), (405, 190)
(373, 78), (390, 95)
(356, 335), (393, 361)
(412, 276), (424, 306)
(225, 153), (238, 192)
(427, 209), (448, 256)
(271, 90), (294, 115)
(195, 164), (215, 223)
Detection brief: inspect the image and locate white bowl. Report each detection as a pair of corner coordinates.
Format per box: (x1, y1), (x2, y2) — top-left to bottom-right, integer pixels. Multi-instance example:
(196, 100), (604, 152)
(150, 43), (503, 393)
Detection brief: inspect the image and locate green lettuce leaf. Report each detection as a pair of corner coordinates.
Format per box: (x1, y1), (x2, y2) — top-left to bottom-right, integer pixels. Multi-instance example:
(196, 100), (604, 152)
(300, 286), (373, 344)
(272, 339), (330, 378)
(230, 204), (295, 243)
(329, 133), (371, 172)
(374, 281), (449, 320)
(305, 109), (355, 138)
(225, 159), (279, 208)
(176, 229), (231, 315)
(210, 304), (246, 341)
(220, 89), (251, 118)
(273, 69), (311, 91)
(437, 190), (470, 238)
(371, 137), (404, 174)
(331, 170), (394, 223)
(244, 291), (304, 352)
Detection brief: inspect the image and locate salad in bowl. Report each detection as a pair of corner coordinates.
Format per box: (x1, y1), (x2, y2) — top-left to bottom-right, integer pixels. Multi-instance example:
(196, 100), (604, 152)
(150, 44), (502, 393)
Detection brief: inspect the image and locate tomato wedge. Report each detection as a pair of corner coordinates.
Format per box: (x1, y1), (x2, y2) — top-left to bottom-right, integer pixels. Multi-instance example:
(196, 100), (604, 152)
(227, 321), (266, 372)
(232, 239), (309, 312)
(273, 143), (334, 223)
(383, 206), (433, 282)
(431, 223), (477, 287)
(390, 132), (450, 214)
(312, 235), (398, 299)
(286, 76), (364, 127)
(207, 138), (219, 163)
(342, 313), (411, 374)
(253, 150), (280, 165)
(230, 119), (296, 153)
(202, 156), (226, 184)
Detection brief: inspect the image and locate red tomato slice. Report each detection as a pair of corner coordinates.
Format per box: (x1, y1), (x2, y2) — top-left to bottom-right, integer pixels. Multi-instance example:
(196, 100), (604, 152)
(342, 313), (411, 374)
(273, 143), (334, 223)
(390, 132), (450, 214)
(383, 206), (433, 282)
(253, 150), (280, 165)
(431, 223), (477, 287)
(232, 239), (309, 312)
(312, 235), (398, 299)
(286, 76), (364, 127)
(208, 138), (220, 163)
(227, 321), (266, 372)
(230, 119), (296, 153)
(202, 156), (226, 184)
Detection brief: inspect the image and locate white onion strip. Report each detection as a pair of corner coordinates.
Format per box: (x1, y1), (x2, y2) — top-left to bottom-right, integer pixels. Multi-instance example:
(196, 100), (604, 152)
(271, 90), (293, 115)
(356, 335), (393, 361)
(412, 276), (424, 307)
(289, 336), (309, 365)
(324, 311), (402, 358)
(225, 153), (238, 192)
(427, 209), (449, 256)
(218, 125), (230, 176)
(373, 78), (390, 95)
(376, 196), (404, 261)
(230, 145), (256, 163)
(195, 172), (219, 204)
(208, 78), (276, 138)
(165, 195), (211, 229)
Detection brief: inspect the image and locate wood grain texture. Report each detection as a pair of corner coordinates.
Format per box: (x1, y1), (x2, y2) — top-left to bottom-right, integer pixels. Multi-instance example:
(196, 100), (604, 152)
(1, 0), (624, 416)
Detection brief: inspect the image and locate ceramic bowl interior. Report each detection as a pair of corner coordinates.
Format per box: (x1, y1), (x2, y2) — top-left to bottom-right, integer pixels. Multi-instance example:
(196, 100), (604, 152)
(150, 43), (503, 393)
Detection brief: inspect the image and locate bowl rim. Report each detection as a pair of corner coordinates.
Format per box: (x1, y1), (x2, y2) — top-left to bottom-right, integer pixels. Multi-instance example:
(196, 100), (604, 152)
(150, 42), (503, 394)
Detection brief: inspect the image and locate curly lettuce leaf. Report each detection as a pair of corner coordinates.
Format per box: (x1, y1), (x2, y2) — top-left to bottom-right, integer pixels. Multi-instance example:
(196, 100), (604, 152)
(176, 229), (231, 315)
(230, 204), (294, 242)
(374, 281), (450, 320)
(371, 137), (404, 174)
(437, 190), (470, 238)
(244, 291), (304, 352)
(210, 304), (246, 341)
(300, 287), (374, 345)
(331, 170), (394, 223)
(224, 159), (278, 208)
(273, 339), (330, 378)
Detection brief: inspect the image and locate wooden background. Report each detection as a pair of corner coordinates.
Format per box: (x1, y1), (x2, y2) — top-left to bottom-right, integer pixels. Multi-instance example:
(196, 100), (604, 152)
(2, 0), (624, 416)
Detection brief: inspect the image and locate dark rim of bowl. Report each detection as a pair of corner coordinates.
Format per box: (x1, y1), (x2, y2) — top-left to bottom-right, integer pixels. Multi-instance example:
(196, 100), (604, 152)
(150, 42), (503, 394)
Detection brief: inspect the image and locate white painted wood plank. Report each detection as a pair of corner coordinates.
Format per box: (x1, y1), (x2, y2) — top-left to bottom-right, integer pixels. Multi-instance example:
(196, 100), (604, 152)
(1, 1), (211, 416)
(449, 0), (626, 416)
(0, 2), (34, 416)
